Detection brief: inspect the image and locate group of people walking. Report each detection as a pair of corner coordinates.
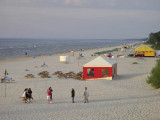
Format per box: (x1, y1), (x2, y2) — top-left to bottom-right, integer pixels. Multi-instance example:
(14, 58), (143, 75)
(22, 88), (33, 103)
(47, 87), (89, 104)
(22, 87), (89, 104)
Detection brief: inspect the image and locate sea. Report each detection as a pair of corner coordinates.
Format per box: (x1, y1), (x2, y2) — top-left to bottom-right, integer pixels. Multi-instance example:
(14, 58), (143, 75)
(0, 38), (146, 59)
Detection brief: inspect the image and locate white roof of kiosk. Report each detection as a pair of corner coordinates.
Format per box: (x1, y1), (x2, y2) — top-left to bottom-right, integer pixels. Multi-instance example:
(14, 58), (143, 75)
(83, 55), (116, 67)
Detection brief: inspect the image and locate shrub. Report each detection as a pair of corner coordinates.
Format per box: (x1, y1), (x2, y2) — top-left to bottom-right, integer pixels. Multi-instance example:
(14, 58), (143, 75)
(132, 62), (138, 64)
(146, 76), (152, 84)
(147, 59), (160, 89)
(151, 44), (160, 50)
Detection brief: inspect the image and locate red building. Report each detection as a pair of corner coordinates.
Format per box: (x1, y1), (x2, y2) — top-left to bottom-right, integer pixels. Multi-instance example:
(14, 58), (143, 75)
(82, 56), (117, 80)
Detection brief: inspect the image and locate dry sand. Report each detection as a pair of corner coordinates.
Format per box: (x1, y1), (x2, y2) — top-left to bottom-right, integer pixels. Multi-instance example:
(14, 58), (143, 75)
(0, 43), (160, 120)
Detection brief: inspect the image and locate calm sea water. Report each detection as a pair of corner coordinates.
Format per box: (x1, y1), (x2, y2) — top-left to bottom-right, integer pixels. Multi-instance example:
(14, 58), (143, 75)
(0, 38), (146, 59)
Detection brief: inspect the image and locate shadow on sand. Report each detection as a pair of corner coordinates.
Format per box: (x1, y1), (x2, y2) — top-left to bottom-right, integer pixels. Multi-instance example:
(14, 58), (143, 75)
(30, 93), (159, 105)
(89, 94), (160, 103)
(113, 73), (148, 81)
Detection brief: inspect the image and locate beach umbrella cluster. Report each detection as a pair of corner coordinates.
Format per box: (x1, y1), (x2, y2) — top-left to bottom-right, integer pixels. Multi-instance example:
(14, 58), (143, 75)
(25, 74), (35, 79)
(53, 71), (75, 79)
(24, 71), (82, 80)
(74, 72), (83, 80)
(53, 71), (83, 80)
(38, 71), (51, 78)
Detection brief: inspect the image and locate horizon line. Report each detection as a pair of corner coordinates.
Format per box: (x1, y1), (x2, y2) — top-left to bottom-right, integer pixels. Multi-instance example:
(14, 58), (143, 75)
(0, 37), (147, 40)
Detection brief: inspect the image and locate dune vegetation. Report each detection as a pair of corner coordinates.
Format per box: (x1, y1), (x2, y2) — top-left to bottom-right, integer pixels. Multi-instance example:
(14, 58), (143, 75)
(147, 59), (160, 89)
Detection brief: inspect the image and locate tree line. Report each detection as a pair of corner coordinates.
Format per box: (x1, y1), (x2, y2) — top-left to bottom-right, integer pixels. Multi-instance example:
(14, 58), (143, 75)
(147, 31), (160, 50)
(146, 31), (160, 89)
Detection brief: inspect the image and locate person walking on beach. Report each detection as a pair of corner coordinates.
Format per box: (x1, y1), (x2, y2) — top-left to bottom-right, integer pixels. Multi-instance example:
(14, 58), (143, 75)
(71, 88), (75, 103)
(49, 87), (53, 103)
(25, 88), (29, 102)
(22, 89), (27, 103)
(83, 87), (89, 103)
(47, 87), (52, 104)
(28, 88), (33, 103)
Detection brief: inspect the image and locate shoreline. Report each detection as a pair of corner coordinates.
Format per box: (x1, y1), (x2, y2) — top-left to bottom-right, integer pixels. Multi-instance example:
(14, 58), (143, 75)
(0, 42), (138, 62)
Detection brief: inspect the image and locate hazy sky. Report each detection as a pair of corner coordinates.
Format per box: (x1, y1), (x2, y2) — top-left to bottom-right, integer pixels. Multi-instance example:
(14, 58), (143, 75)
(0, 0), (160, 39)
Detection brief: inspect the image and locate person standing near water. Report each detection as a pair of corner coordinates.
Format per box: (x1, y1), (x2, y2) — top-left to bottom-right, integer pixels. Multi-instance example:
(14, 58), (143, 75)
(71, 88), (75, 103)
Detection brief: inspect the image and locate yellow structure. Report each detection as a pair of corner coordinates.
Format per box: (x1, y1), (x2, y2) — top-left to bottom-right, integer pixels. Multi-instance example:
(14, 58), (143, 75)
(134, 45), (155, 57)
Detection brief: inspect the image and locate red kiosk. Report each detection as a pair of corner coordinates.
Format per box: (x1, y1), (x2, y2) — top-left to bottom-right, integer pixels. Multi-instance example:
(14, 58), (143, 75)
(82, 56), (117, 80)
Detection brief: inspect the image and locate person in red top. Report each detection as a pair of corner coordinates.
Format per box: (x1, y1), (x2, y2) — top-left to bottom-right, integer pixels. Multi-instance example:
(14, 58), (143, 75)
(47, 88), (51, 104)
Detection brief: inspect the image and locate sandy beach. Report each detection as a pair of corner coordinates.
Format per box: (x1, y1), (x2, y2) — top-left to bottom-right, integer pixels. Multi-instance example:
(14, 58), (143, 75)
(0, 43), (160, 120)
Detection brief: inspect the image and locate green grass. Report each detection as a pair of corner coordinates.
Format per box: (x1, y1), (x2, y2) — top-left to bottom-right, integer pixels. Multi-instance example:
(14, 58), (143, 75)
(151, 44), (160, 50)
(93, 48), (120, 56)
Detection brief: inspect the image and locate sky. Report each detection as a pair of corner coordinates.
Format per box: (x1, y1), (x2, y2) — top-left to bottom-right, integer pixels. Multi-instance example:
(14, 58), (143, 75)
(0, 0), (160, 39)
